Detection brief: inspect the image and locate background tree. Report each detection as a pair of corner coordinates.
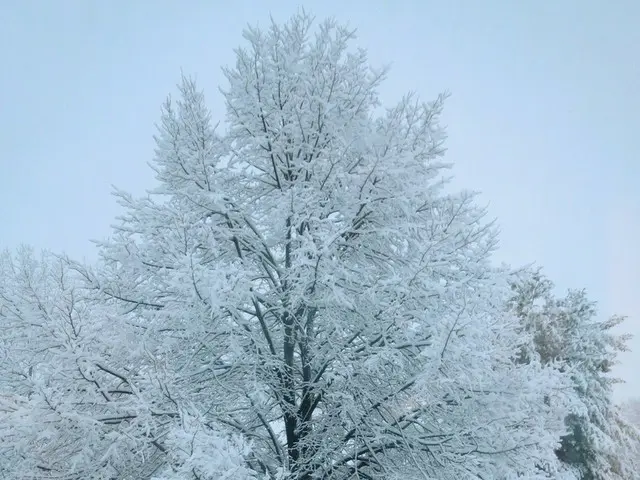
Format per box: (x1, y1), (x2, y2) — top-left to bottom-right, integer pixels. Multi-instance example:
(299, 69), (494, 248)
(0, 250), (255, 479)
(0, 248), (164, 478)
(509, 267), (640, 479)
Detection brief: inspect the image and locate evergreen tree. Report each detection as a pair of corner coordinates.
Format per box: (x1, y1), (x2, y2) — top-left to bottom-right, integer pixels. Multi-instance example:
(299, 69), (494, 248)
(510, 268), (639, 479)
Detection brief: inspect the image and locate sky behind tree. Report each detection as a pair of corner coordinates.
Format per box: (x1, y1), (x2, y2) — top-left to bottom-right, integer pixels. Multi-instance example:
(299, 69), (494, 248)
(1, 0), (638, 398)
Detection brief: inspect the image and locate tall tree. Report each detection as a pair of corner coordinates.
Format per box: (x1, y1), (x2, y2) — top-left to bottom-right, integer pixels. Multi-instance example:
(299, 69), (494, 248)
(1, 13), (575, 479)
(509, 268), (640, 479)
(91, 13), (571, 479)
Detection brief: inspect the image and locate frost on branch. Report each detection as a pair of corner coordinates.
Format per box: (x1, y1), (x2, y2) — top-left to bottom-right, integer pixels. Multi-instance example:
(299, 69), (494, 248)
(0, 248), (169, 478)
(0, 249), (254, 479)
(151, 416), (257, 480)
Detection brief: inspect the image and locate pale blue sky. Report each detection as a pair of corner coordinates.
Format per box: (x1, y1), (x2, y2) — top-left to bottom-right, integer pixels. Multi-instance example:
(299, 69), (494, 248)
(1, 1), (638, 398)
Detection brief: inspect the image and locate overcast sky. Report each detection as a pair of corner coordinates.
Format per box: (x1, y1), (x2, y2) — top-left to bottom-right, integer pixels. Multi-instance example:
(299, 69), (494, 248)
(1, 0), (638, 399)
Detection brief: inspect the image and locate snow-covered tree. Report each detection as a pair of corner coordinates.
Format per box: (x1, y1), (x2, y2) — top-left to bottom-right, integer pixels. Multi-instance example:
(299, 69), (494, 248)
(0, 248), (156, 478)
(509, 268), (640, 479)
(85, 13), (574, 479)
(0, 248), (255, 479)
(1, 13), (579, 479)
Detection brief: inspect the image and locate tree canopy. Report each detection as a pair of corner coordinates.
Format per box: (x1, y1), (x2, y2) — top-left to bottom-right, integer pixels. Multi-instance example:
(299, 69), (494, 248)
(0, 12), (637, 480)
